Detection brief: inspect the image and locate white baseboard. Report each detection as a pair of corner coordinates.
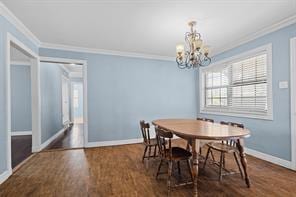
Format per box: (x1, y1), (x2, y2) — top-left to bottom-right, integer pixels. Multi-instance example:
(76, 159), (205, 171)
(39, 128), (65, 150)
(245, 147), (294, 170)
(11, 131), (32, 136)
(0, 169), (12, 185)
(86, 138), (143, 148)
(85, 134), (184, 149)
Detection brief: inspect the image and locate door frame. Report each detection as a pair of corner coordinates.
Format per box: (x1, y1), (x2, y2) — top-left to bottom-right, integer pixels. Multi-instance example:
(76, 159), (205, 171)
(6, 33), (42, 174)
(39, 56), (88, 147)
(290, 37), (296, 170)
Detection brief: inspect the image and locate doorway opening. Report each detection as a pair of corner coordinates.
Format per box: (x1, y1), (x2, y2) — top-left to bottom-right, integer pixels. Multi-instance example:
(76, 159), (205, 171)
(40, 57), (87, 150)
(10, 44), (33, 169)
(6, 33), (41, 173)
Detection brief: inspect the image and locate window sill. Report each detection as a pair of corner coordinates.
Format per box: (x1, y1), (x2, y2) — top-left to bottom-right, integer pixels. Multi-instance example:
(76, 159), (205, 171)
(200, 109), (273, 121)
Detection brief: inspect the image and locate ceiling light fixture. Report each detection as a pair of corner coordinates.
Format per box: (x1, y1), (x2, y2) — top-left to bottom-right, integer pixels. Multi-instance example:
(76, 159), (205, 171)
(176, 21), (211, 69)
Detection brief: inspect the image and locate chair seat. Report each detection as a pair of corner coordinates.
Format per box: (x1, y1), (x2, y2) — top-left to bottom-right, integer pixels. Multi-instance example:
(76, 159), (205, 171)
(144, 138), (158, 146)
(165, 147), (192, 160)
(207, 142), (238, 153)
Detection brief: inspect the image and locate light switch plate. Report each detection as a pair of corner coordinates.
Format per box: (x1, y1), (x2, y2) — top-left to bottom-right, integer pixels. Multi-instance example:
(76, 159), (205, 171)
(279, 81), (289, 89)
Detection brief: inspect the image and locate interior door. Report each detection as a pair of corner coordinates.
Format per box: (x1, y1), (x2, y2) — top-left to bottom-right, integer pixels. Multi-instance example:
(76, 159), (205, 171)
(62, 76), (70, 124)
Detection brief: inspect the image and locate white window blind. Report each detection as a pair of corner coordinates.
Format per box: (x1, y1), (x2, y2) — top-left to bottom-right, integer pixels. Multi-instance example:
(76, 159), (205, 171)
(201, 45), (272, 119)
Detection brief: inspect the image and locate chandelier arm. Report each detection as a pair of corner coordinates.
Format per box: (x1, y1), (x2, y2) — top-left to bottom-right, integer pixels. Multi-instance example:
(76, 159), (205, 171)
(195, 32), (201, 39)
(184, 51), (190, 67)
(184, 33), (191, 51)
(200, 57), (212, 67)
(176, 59), (187, 69)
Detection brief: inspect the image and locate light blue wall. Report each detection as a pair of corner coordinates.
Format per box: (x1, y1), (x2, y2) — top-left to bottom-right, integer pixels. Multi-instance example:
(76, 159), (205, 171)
(11, 65), (32, 132)
(0, 16), (38, 174)
(40, 62), (65, 143)
(38, 49), (198, 142)
(197, 23), (296, 161)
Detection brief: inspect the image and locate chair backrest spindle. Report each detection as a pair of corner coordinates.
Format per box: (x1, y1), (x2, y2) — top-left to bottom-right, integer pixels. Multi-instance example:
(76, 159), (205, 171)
(140, 120), (152, 144)
(155, 126), (173, 160)
(220, 121), (244, 146)
(197, 117), (214, 123)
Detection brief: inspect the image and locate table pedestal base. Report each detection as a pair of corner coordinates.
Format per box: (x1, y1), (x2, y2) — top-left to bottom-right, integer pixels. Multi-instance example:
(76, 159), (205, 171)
(192, 139), (200, 197)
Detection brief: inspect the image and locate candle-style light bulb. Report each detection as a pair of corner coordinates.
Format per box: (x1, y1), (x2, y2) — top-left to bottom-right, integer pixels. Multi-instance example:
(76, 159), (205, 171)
(176, 44), (184, 53)
(203, 45), (210, 56)
(195, 39), (203, 50)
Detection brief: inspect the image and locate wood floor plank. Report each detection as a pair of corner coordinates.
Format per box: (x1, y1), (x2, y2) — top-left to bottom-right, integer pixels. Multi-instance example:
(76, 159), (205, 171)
(44, 124), (84, 150)
(1, 139), (296, 197)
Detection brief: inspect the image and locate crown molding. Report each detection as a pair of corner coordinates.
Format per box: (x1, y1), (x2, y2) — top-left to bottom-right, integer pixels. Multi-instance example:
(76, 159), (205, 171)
(212, 14), (296, 56)
(40, 42), (175, 62)
(0, 2), (41, 46)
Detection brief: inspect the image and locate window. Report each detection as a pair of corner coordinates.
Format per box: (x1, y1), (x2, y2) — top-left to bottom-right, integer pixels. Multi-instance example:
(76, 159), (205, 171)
(200, 44), (273, 119)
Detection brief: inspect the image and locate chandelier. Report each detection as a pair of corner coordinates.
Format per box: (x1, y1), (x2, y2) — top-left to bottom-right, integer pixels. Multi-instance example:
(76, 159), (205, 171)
(176, 21), (211, 69)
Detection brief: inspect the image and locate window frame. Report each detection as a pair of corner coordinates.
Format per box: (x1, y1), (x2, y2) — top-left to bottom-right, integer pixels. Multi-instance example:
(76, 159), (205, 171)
(199, 44), (273, 120)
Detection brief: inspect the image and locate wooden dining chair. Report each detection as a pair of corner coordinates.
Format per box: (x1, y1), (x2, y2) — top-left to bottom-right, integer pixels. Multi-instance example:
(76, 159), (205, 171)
(140, 120), (158, 162)
(196, 117), (214, 122)
(155, 126), (193, 195)
(203, 121), (244, 181)
(186, 117), (214, 153)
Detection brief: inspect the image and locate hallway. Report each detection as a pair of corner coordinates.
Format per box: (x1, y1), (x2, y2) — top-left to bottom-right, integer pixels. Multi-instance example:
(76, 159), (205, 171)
(45, 124), (84, 150)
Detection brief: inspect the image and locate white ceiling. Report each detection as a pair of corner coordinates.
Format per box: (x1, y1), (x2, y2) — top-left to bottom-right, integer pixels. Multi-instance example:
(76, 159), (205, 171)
(2, 0), (296, 57)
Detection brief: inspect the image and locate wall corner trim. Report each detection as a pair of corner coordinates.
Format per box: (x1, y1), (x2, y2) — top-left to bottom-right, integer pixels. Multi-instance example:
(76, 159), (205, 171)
(0, 2), (41, 46)
(245, 147), (294, 170)
(39, 128), (65, 151)
(0, 169), (12, 185)
(290, 37), (296, 170)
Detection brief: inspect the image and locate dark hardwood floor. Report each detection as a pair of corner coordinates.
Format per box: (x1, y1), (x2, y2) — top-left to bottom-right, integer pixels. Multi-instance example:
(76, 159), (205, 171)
(2, 139), (296, 196)
(11, 135), (32, 169)
(45, 124), (84, 150)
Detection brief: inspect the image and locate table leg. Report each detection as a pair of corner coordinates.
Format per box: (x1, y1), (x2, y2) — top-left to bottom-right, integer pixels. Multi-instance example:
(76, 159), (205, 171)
(236, 138), (251, 187)
(191, 139), (200, 197)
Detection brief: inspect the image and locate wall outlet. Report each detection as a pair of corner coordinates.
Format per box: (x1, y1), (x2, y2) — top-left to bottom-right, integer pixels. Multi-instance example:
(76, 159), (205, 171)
(279, 81), (289, 89)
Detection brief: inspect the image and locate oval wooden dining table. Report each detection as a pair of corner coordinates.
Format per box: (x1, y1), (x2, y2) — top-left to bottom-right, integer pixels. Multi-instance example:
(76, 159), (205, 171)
(152, 119), (251, 197)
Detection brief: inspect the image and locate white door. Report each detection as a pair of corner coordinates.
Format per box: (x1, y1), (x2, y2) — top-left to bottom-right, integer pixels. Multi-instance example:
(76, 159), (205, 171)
(71, 82), (84, 124)
(62, 76), (70, 124)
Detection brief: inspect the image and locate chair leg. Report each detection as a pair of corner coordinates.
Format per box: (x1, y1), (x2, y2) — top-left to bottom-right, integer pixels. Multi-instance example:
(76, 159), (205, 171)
(223, 153), (226, 168)
(177, 161), (181, 176)
(153, 145), (157, 157)
(186, 159), (194, 182)
(148, 146), (151, 160)
(203, 147), (211, 170)
(186, 140), (191, 151)
(234, 152), (244, 179)
(219, 153), (224, 181)
(156, 159), (163, 179)
(142, 146), (148, 163)
(210, 149), (215, 162)
(168, 161), (173, 195)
